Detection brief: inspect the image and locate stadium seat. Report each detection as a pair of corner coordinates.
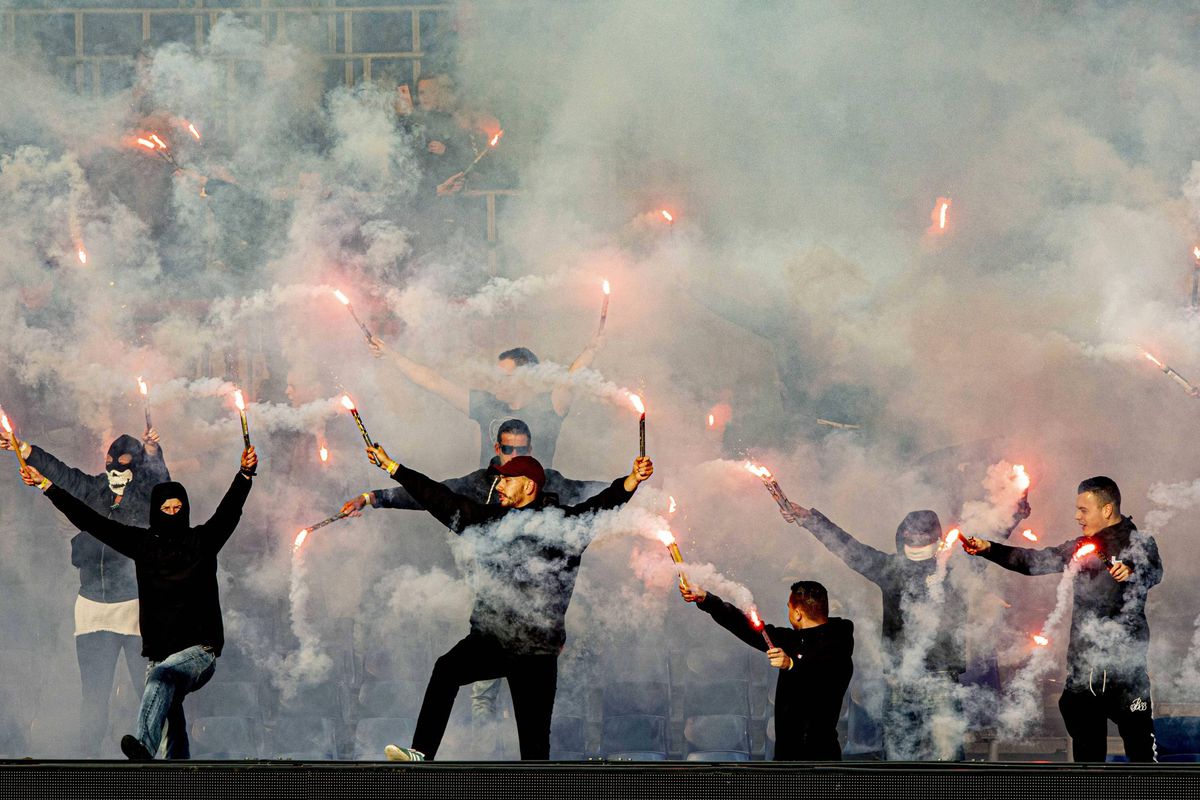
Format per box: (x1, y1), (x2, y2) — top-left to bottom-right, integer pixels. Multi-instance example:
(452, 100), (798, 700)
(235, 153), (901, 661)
(550, 714), (587, 759)
(601, 714), (667, 760)
(684, 714), (750, 760)
(682, 680), (750, 718)
(1154, 716), (1200, 761)
(602, 681), (670, 717)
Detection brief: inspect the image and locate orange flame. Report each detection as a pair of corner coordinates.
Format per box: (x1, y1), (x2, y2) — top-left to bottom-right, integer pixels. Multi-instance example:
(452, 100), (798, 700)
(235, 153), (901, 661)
(1143, 351), (1165, 368)
(707, 414), (715, 428)
(943, 527), (962, 548)
(1013, 464), (1030, 492)
(743, 462), (773, 479)
(654, 529), (676, 546)
(931, 197), (951, 231)
(319, 446), (329, 463)
(186, 122), (201, 140)
(1032, 633), (1049, 647)
(137, 377), (148, 396)
(668, 496), (677, 514)
(341, 394), (356, 411)
(0, 414), (11, 434)
(1073, 542), (1097, 561)
(149, 134), (167, 150)
(1022, 529), (1038, 542)
(748, 606), (764, 630)
(333, 289), (350, 305)
(233, 389), (245, 411)
(77, 247), (88, 265)
(136, 138), (156, 150)
(629, 393), (645, 415)
(293, 528), (309, 552)
(602, 279), (611, 295)
(489, 130), (504, 147)
(660, 209), (674, 223)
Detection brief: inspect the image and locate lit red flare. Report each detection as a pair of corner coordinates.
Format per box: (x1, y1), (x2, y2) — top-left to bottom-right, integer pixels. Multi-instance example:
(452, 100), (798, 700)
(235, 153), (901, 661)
(332, 288), (374, 341)
(929, 197), (951, 233)
(602, 279), (611, 296)
(137, 377), (148, 396)
(628, 393), (645, 415)
(655, 528), (676, 547)
(233, 389), (246, 411)
(334, 289), (350, 305)
(941, 527), (963, 550)
(1, 412), (27, 470)
(136, 138), (156, 150)
(341, 394), (355, 411)
(668, 496), (677, 515)
(1013, 464), (1030, 492)
(319, 446), (329, 463)
(185, 121), (201, 140)
(655, 529), (689, 590)
(1032, 633), (1050, 647)
(293, 528), (309, 552)
(1072, 542), (1097, 561)
(597, 279), (611, 334)
(707, 414), (715, 428)
(77, 247), (88, 265)
(748, 606), (775, 649)
(1141, 349), (1198, 396)
(660, 209), (674, 224)
(743, 462), (772, 480)
(489, 130), (504, 148)
(150, 134), (167, 150)
(1022, 529), (1038, 542)
(342, 394), (375, 447)
(1193, 246), (1199, 262)
(628, 393), (646, 457)
(232, 388), (250, 448)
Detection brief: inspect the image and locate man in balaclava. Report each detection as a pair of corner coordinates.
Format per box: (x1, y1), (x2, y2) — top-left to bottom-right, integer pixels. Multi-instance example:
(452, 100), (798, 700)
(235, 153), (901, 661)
(2, 427), (168, 757)
(18, 445), (257, 761)
(780, 500), (1028, 760)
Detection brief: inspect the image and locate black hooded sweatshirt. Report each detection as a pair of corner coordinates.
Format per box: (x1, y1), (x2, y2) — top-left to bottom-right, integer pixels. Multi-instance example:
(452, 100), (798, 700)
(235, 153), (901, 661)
(42, 472), (253, 661)
(27, 436), (170, 603)
(801, 510), (967, 675)
(978, 517), (1161, 689)
(371, 457), (609, 510)
(387, 462), (637, 654)
(696, 592), (854, 760)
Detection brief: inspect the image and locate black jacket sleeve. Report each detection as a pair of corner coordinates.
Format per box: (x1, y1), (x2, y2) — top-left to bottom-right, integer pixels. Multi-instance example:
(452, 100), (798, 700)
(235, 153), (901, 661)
(563, 477), (635, 518)
(193, 473), (254, 554)
(696, 592), (770, 653)
(977, 539), (1072, 575)
(391, 463), (502, 534)
(373, 470), (491, 510)
(1123, 532), (1163, 590)
(801, 509), (893, 584)
(26, 446), (105, 502)
(44, 485), (148, 560)
(140, 445), (171, 486)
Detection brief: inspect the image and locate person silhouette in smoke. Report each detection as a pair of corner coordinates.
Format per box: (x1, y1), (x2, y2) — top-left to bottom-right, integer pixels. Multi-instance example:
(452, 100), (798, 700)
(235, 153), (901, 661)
(963, 476), (1162, 762)
(680, 580), (854, 760)
(359, 440), (653, 761)
(18, 445), (257, 761)
(780, 498), (1030, 760)
(339, 417), (610, 750)
(1, 426), (168, 757)
(368, 339), (603, 471)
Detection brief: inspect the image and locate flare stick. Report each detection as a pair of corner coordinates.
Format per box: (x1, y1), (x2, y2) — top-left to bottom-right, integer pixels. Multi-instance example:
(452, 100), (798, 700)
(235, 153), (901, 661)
(233, 390), (250, 449)
(1, 413), (27, 471)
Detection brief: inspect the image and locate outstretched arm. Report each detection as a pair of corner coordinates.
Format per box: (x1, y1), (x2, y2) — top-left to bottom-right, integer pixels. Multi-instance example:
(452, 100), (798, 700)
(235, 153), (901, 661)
(551, 332), (604, 416)
(369, 337), (470, 414)
(3, 434), (103, 500)
(963, 536), (1071, 575)
(685, 588), (770, 653)
(790, 505), (894, 585)
(195, 447), (256, 554)
(22, 465), (147, 560)
(563, 457), (654, 518)
(366, 444), (497, 533)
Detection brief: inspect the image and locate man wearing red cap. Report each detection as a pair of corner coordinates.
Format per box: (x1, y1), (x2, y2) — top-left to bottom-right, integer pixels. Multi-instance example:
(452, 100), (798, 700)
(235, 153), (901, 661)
(361, 441), (653, 761)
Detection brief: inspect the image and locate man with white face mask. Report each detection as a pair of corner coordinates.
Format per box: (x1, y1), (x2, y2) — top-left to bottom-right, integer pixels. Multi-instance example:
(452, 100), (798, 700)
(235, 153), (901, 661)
(2, 426), (168, 757)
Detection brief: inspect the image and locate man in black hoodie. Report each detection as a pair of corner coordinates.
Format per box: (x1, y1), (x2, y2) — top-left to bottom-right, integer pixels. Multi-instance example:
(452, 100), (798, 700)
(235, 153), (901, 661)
(963, 476), (1162, 762)
(2, 427), (168, 756)
(680, 581), (854, 760)
(781, 499), (1027, 759)
(362, 441), (654, 761)
(19, 445), (257, 761)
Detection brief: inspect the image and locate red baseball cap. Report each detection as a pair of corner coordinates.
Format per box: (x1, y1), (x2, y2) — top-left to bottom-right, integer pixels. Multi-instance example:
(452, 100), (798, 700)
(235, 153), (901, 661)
(496, 455), (546, 490)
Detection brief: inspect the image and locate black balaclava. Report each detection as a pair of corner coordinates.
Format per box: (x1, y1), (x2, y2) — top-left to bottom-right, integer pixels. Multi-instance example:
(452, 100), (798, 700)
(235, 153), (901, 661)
(105, 435), (145, 496)
(895, 509), (943, 562)
(149, 481), (191, 534)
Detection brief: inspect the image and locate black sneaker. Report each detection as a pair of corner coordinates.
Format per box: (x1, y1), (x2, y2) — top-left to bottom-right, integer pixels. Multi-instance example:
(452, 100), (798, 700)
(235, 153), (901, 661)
(121, 734), (152, 761)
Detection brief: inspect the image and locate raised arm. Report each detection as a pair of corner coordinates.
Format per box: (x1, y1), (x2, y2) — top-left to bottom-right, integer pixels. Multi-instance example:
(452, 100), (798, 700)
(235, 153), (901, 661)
(9, 437), (105, 501)
(139, 428), (171, 485)
(551, 332), (604, 416)
(369, 337), (470, 414)
(563, 457), (654, 517)
(22, 465), (147, 560)
(194, 447), (257, 554)
(796, 507), (894, 585)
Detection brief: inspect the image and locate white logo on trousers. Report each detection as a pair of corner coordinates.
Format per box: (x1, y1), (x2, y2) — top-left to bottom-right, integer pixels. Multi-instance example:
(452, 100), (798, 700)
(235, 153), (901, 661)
(1129, 697), (1148, 713)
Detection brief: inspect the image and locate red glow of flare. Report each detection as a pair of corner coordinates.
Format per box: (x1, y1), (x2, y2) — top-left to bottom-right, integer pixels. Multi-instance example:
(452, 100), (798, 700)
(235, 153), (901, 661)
(186, 122), (200, 140)
(748, 606), (765, 630)
(77, 248), (87, 264)
(1193, 246), (1200, 262)
(1073, 542), (1098, 561)
(233, 389), (245, 411)
(943, 527), (962, 547)
(293, 529), (309, 551)
(489, 130), (503, 147)
(931, 197), (951, 231)
(668, 496), (677, 514)
(137, 377), (148, 396)
(0, 414), (12, 434)
(1032, 633), (1050, 647)
(1013, 464), (1030, 492)
(660, 210), (674, 223)
(708, 414), (715, 428)
(1022, 529), (1038, 542)
(654, 529), (676, 546)
(341, 394), (356, 411)
(136, 138), (156, 150)
(602, 279), (611, 295)
(629, 393), (645, 415)
(149, 134), (167, 150)
(333, 289), (350, 305)
(1143, 351), (1165, 368)
(319, 447), (329, 463)
(743, 462), (773, 480)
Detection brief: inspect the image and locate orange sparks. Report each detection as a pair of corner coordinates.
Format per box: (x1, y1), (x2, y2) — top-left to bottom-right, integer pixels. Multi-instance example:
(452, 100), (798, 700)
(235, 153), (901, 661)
(293, 528), (309, 552)
(233, 389), (245, 411)
(136, 138), (156, 150)
(1032, 634), (1050, 647)
(319, 446), (329, 463)
(1143, 351), (1165, 368)
(1073, 542), (1097, 561)
(629, 393), (645, 415)
(333, 289), (351, 306)
(489, 130), (504, 147)
(137, 377), (148, 396)
(341, 394), (356, 411)
(660, 209), (674, 223)
(602, 279), (611, 296)
(77, 247), (87, 264)
(654, 529), (676, 546)
(1013, 464), (1031, 492)
(1022, 529), (1038, 542)
(743, 462), (773, 480)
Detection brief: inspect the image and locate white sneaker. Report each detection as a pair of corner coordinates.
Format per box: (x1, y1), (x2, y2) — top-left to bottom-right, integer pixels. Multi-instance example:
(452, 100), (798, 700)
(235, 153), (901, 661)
(385, 744), (426, 762)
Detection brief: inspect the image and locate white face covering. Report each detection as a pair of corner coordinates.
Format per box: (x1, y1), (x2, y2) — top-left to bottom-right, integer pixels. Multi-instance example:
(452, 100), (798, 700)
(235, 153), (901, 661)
(903, 542), (937, 561)
(106, 469), (133, 496)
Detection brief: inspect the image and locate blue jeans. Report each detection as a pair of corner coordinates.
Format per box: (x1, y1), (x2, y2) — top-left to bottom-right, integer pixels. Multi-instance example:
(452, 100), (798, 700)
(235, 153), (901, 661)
(135, 645), (216, 759)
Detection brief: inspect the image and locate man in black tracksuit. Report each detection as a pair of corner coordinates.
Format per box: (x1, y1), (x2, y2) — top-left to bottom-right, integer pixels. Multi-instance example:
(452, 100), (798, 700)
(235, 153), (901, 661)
(363, 441), (654, 761)
(964, 476), (1162, 762)
(681, 581), (854, 760)
(20, 446), (257, 760)
(2, 428), (169, 756)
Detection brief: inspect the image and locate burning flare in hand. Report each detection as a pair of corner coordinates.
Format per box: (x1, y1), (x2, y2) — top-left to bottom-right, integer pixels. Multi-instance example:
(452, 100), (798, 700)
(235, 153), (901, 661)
(293, 529), (309, 552)
(1013, 464), (1030, 492)
(1032, 633), (1050, 647)
(660, 209), (674, 224)
(1022, 529), (1038, 542)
